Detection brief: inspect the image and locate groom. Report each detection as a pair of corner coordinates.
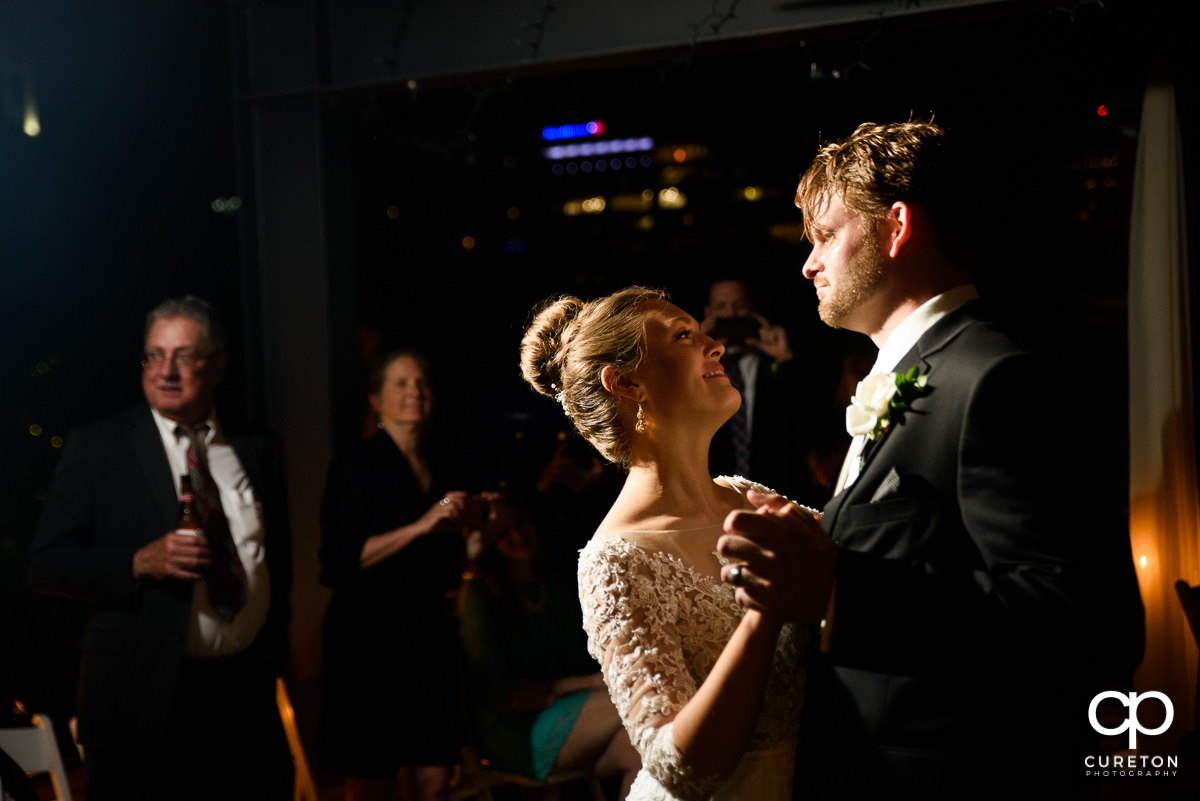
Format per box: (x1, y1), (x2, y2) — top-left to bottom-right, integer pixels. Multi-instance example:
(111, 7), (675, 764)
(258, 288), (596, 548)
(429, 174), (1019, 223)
(717, 121), (1143, 798)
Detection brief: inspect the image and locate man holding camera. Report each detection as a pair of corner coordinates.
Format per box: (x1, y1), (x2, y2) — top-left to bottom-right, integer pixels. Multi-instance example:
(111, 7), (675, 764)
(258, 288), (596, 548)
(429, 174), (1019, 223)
(701, 278), (821, 504)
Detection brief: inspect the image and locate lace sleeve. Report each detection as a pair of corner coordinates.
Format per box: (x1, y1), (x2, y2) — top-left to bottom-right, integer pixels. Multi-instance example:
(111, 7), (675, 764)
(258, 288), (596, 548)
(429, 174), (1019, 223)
(578, 539), (723, 801)
(717, 475), (821, 518)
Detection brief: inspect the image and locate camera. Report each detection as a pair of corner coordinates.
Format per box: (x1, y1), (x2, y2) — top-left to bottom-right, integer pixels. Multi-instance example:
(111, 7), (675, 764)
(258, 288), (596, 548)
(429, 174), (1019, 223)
(708, 316), (761, 346)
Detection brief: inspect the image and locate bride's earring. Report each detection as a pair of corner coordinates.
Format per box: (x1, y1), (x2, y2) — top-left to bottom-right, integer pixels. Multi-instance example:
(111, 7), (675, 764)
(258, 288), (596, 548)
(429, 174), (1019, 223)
(636, 403), (646, 433)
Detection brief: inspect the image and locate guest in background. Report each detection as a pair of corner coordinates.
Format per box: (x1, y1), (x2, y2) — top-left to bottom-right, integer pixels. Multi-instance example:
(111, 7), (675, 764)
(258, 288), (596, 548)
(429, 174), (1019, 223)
(459, 502), (640, 799)
(699, 278), (824, 506)
(28, 295), (293, 801)
(318, 350), (479, 801)
(530, 436), (624, 578)
(805, 345), (873, 492)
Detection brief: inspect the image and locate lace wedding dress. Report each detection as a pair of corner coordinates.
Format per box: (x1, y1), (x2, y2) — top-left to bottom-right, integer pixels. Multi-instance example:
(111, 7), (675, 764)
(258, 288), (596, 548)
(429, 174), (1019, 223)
(578, 477), (807, 801)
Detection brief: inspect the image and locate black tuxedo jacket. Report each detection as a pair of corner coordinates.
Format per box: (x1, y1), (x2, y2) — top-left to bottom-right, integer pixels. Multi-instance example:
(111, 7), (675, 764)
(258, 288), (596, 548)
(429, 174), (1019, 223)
(709, 352), (823, 505)
(28, 404), (293, 755)
(795, 302), (1143, 797)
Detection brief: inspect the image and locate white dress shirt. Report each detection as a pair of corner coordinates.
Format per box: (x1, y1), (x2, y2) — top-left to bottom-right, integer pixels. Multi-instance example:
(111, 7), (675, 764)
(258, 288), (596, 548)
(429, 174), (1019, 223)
(150, 406), (270, 656)
(729, 348), (761, 436)
(835, 284), (979, 494)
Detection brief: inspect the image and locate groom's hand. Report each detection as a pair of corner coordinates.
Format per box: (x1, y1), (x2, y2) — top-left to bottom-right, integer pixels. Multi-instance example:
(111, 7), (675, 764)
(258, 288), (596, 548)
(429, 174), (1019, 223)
(717, 490), (836, 622)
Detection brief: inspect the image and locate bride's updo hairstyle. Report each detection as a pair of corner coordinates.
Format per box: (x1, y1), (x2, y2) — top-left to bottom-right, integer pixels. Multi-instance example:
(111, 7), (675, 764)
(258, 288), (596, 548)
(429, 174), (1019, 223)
(520, 286), (667, 467)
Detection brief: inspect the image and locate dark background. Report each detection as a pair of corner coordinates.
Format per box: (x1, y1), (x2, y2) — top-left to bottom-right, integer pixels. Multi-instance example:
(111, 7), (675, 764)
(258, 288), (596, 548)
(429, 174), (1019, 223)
(322, 2), (1154, 487)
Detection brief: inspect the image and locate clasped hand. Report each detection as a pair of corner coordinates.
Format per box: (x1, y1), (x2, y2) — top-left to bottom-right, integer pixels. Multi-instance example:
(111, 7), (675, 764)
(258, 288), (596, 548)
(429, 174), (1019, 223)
(717, 490), (836, 623)
(418, 490), (470, 534)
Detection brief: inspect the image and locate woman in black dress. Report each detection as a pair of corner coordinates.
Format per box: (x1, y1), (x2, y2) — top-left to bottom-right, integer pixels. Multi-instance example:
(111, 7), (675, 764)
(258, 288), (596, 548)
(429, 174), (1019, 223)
(318, 350), (469, 801)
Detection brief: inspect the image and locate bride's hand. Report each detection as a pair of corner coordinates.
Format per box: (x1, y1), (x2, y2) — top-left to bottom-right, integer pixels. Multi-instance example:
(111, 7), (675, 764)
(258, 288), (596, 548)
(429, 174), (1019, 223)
(717, 490), (835, 622)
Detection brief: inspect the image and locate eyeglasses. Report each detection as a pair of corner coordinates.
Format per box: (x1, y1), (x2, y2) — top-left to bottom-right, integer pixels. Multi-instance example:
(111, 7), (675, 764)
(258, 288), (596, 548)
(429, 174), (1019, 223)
(141, 351), (207, 372)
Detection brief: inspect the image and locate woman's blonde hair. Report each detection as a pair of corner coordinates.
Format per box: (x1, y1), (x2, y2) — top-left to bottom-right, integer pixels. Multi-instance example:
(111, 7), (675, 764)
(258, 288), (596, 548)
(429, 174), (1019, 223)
(519, 286), (666, 466)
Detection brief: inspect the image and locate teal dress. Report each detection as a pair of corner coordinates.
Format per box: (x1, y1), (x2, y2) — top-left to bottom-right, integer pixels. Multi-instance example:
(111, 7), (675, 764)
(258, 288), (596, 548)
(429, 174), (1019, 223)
(459, 573), (597, 779)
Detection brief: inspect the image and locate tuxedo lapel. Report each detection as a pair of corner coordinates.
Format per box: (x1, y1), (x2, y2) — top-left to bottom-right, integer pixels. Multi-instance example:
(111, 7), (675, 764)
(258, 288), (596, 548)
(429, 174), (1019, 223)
(856, 304), (978, 477)
(915, 301), (978, 362)
(823, 304), (980, 535)
(821, 480), (850, 532)
(130, 406), (180, 534)
(855, 431), (888, 478)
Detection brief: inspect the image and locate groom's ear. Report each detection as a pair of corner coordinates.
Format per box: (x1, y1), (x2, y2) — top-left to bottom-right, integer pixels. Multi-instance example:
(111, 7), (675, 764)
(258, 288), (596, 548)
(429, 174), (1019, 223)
(601, 366), (643, 402)
(884, 201), (912, 259)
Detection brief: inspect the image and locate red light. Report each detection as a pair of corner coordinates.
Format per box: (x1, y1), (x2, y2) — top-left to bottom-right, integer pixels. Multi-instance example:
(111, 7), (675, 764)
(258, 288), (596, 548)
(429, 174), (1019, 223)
(587, 120), (606, 136)
(1097, 105), (1108, 117)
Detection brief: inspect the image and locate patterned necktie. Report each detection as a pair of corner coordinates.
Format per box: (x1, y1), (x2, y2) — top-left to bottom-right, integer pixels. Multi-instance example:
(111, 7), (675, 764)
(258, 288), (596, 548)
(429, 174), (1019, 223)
(723, 355), (752, 477)
(182, 424), (246, 622)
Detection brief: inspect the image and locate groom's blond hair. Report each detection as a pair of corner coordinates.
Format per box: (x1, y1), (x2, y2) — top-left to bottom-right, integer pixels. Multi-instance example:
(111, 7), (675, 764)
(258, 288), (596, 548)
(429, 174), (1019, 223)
(795, 120), (951, 241)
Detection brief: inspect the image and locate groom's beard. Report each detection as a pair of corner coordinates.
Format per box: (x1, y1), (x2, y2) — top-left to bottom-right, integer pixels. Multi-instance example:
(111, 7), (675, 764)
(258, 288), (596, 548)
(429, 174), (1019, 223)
(818, 233), (886, 329)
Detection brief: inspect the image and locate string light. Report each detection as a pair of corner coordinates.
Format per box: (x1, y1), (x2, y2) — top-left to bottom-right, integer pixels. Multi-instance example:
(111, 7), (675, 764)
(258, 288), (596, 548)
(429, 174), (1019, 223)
(543, 138), (654, 160)
(542, 121), (606, 141)
(24, 72), (40, 137)
(658, 188), (686, 209)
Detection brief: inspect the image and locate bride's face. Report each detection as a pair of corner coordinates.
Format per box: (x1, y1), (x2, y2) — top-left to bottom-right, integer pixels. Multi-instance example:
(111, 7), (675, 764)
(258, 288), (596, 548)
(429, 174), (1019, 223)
(628, 300), (741, 429)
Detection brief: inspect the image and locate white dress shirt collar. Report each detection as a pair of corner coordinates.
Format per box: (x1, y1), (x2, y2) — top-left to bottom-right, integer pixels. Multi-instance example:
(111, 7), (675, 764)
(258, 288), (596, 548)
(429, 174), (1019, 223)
(834, 283), (979, 496)
(871, 284), (979, 375)
(149, 405), (220, 449)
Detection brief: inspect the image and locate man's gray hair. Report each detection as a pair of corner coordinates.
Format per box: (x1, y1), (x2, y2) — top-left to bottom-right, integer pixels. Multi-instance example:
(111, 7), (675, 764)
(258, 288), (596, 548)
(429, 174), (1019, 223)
(144, 295), (226, 352)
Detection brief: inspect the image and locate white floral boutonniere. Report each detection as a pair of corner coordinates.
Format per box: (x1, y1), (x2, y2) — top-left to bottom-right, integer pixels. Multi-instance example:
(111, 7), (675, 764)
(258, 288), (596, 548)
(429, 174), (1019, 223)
(846, 366), (930, 441)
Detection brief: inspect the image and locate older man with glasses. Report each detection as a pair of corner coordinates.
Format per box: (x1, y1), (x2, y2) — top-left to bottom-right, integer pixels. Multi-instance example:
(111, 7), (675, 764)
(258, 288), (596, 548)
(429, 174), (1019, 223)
(29, 295), (294, 801)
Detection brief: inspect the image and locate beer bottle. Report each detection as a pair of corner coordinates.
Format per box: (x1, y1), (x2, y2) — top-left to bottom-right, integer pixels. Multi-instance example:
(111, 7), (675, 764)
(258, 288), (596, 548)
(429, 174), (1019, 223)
(176, 474), (203, 536)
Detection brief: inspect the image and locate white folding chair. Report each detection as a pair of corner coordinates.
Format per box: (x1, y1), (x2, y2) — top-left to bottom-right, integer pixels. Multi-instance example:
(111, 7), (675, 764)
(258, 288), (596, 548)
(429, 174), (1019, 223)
(0, 713), (73, 801)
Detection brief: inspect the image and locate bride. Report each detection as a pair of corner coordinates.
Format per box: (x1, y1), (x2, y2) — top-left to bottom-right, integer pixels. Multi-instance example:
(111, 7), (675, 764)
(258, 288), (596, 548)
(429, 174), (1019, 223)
(520, 286), (807, 801)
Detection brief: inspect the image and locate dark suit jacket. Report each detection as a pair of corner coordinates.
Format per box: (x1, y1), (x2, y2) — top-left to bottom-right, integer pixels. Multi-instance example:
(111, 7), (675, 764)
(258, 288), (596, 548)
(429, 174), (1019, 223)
(27, 404), (293, 755)
(710, 352), (824, 506)
(794, 302), (1143, 798)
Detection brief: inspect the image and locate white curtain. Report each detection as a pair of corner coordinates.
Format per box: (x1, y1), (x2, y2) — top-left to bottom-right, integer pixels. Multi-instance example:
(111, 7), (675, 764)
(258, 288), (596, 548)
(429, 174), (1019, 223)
(1129, 67), (1199, 751)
